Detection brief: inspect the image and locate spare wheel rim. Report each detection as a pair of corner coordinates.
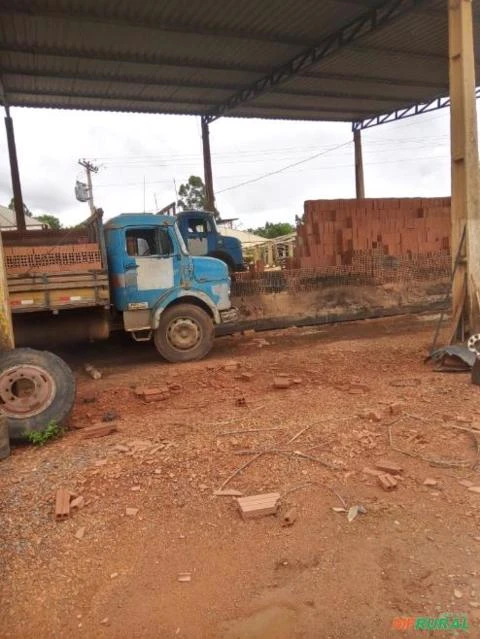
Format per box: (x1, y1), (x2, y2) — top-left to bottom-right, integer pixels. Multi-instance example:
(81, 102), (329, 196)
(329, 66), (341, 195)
(0, 365), (56, 418)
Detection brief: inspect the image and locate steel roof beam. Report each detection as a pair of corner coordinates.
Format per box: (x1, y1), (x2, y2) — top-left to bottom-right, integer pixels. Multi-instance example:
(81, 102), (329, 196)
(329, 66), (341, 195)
(204, 0), (427, 122)
(0, 43), (271, 76)
(236, 103), (375, 116)
(3, 87), (376, 117)
(352, 87), (480, 130)
(0, 67), (241, 93)
(0, 64), (448, 95)
(0, 88), (218, 108)
(0, 4), (311, 47)
(0, 68), (425, 105)
(348, 43), (446, 61)
(302, 70), (448, 90)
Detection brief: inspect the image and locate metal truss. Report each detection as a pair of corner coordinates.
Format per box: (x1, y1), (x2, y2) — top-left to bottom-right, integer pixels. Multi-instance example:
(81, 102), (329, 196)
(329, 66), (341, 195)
(204, 0), (426, 123)
(352, 86), (480, 131)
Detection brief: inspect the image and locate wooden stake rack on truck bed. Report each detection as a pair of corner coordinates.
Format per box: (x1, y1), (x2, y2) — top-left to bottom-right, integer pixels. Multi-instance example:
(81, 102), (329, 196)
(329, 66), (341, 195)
(2, 211), (110, 313)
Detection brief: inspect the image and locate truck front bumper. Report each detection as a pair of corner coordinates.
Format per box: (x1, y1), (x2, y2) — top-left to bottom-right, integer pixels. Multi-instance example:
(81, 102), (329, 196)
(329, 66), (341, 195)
(220, 307), (239, 324)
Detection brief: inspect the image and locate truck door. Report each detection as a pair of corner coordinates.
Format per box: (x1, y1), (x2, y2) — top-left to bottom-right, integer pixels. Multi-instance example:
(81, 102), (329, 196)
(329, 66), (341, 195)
(184, 215), (211, 256)
(123, 227), (176, 307)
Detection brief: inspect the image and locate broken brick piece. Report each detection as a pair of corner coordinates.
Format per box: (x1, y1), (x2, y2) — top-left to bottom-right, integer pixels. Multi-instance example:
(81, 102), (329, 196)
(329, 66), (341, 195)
(389, 403), (403, 416)
(375, 460), (403, 475)
(74, 526), (86, 540)
(237, 492), (280, 520)
(70, 496), (85, 510)
(362, 466), (385, 477)
(55, 489), (71, 520)
(282, 507), (297, 527)
(359, 410), (382, 422)
(81, 424), (118, 439)
(273, 378), (292, 389)
(213, 489), (244, 497)
(377, 473), (398, 491)
(223, 360), (240, 372)
(135, 387), (169, 402)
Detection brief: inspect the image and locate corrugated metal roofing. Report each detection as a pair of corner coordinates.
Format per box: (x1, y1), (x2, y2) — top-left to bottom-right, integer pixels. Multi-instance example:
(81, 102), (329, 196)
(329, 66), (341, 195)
(0, 0), (477, 123)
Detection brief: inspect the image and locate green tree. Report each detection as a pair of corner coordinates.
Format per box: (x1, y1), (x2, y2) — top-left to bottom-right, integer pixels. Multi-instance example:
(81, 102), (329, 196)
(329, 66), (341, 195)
(177, 175), (220, 219)
(248, 221), (295, 239)
(36, 214), (62, 230)
(177, 176), (207, 211)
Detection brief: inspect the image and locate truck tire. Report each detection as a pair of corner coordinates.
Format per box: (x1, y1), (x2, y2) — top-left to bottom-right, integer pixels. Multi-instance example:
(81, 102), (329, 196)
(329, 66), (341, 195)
(0, 348), (76, 440)
(154, 303), (214, 363)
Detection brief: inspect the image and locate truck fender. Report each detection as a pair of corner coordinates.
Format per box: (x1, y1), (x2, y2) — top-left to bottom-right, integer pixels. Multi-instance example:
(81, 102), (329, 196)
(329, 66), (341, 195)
(152, 289), (221, 328)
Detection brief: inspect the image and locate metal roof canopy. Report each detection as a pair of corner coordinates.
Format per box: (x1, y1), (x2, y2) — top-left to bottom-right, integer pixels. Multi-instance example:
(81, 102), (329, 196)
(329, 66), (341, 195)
(0, 0), (478, 127)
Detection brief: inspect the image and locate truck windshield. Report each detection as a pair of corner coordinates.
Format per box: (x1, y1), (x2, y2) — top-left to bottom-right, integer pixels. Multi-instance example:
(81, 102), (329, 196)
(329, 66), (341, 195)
(174, 222), (189, 255)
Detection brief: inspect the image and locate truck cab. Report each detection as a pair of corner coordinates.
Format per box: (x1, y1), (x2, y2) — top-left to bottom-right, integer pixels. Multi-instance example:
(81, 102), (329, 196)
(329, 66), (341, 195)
(104, 213), (236, 361)
(176, 209), (245, 272)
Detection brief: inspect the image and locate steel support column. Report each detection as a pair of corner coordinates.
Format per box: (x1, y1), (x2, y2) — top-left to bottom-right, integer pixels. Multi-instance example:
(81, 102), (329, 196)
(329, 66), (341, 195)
(448, 0), (479, 335)
(201, 116), (215, 212)
(354, 129), (365, 198)
(4, 106), (26, 231)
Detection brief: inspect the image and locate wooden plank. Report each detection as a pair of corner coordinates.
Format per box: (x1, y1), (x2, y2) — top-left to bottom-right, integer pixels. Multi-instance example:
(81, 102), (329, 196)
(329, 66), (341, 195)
(0, 234), (15, 350)
(8, 271), (107, 282)
(237, 492), (280, 520)
(8, 278), (108, 292)
(447, 274), (467, 344)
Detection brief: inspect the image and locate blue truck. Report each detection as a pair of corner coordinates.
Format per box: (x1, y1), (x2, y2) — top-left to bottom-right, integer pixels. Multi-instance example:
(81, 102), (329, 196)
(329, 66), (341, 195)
(175, 209), (245, 272)
(1, 210), (237, 437)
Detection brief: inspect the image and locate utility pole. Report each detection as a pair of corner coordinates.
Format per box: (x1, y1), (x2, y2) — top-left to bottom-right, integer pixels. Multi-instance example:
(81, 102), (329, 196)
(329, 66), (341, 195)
(353, 128), (365, 199)
(78, 159), (99, 215)
(201, 116), (215, 212)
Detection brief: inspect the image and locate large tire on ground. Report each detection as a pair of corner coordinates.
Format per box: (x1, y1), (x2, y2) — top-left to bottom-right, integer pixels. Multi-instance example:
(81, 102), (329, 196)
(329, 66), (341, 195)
(153, 303), (215, 363)
(0, 348), (76, 440)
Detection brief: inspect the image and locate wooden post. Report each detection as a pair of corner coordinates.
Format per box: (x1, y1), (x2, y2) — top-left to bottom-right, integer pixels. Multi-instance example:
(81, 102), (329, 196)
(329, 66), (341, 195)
(449, 0), (480, 335)
(201, 117), (215, 212)
(354, 129), (365, 199)
(4, 106), (26, 231)
(0, 232), (15, 351)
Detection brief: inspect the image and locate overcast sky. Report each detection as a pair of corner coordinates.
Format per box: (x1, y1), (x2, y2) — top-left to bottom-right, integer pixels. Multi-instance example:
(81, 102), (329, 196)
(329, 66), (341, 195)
(0, 104), (469, 229)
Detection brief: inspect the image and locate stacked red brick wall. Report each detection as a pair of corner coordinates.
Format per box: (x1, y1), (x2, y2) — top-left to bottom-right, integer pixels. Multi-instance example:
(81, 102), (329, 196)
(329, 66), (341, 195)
(295, 197), (451, 268)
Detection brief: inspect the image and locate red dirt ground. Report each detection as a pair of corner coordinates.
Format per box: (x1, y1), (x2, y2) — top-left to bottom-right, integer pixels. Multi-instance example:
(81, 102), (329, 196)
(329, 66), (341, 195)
(1, 314), (480, 639)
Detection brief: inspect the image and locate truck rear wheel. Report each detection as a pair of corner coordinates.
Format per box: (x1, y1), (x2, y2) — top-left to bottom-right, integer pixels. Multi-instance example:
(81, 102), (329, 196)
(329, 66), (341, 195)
(0, 348), (75, 440)
(154, 304), (214, 362)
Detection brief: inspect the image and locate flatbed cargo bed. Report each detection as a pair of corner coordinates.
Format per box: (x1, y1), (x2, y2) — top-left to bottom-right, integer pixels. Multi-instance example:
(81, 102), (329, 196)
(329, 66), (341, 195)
(2, 211), (110, 313)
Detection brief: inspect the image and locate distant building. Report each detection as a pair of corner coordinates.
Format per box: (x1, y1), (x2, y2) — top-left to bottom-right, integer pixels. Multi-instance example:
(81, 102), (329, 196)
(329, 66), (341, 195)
(225, 228), (296, 268)
(0, 205), (45, 230)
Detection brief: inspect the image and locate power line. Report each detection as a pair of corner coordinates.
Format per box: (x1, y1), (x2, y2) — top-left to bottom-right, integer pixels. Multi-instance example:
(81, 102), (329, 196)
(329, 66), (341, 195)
(216, 141), (353, 193)
(93, 153), (450, 189)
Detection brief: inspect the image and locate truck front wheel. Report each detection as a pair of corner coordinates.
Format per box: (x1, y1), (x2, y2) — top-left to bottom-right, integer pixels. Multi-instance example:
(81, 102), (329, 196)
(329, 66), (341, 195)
(0, 348), (76, 440)
(154, 304), (214, 362)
